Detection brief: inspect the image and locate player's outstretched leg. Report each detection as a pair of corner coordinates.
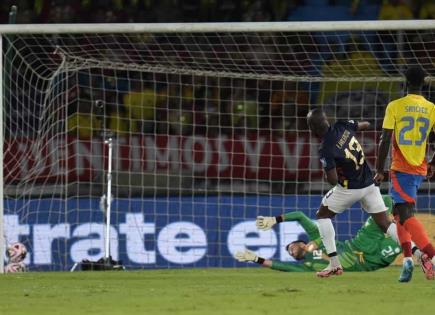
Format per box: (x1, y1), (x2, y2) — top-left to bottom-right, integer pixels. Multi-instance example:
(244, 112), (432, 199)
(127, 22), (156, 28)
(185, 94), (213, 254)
(420, 254), (434, 280)
(399, 258), (414, 283)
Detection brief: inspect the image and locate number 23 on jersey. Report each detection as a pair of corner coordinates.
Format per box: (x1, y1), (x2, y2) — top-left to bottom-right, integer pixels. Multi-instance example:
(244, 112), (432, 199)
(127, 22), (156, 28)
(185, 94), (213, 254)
(398, 116), (430, 146)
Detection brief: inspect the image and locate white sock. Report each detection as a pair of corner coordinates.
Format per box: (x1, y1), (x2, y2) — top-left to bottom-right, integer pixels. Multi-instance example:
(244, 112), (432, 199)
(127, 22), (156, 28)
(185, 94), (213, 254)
(317, 218), (337, 256)
(413, 247), (422, 261)
(432, 257), (435, 265)
(329, 255), (341, 268)
(386, 223), (399, 244)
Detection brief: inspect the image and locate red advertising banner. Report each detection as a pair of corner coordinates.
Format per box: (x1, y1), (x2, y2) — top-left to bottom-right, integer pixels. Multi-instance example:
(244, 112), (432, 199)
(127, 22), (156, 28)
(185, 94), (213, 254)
(3, 132), (378, 184)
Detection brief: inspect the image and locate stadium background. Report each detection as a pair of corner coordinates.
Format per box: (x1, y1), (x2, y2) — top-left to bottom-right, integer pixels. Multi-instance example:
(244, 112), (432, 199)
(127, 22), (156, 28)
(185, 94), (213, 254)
(1, 1), (434, 271)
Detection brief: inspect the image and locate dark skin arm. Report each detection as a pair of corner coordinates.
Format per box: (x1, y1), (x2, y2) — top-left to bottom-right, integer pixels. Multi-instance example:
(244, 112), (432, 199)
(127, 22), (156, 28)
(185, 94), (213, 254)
(374, 128), (393, 184)
(357, 121), (370, 131)
(324, 168), (338, 186)
(427, 132), (435, 179)
(428, 152), (435, 179)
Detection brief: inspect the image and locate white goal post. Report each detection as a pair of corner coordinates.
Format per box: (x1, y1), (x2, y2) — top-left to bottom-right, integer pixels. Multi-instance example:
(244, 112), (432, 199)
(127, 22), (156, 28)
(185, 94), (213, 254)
(1, 20), (435, 33)
(1, 20), (434, 272)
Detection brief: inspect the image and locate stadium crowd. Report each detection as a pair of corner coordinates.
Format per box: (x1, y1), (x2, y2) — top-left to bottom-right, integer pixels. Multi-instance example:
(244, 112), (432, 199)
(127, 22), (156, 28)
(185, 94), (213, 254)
(1, 0), (434, 139)
(63, 29), (434, 139)
(0, 0), (434, 24)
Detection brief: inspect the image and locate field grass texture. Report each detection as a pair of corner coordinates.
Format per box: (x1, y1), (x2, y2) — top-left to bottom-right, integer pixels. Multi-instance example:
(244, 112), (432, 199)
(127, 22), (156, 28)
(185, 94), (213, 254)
(1, 267), (435, 315)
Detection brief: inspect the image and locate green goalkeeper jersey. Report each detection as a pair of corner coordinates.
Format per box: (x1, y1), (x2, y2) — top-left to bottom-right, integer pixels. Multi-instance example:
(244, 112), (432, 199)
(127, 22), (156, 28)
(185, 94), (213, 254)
(271, 197), (401, 272)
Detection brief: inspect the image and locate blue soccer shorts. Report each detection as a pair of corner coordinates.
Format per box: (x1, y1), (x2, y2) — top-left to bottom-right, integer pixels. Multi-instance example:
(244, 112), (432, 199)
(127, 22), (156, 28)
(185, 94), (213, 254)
(390, 170), (424, 204)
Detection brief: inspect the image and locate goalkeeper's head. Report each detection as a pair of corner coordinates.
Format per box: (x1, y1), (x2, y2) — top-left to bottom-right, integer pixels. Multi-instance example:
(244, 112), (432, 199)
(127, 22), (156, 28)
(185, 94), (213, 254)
(286, 240), (307, 261)
(405, 66), (426, 90)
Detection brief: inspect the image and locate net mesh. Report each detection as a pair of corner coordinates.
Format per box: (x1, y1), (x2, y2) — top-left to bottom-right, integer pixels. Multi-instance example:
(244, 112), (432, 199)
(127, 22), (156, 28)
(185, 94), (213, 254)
(2, 26), (435, 270)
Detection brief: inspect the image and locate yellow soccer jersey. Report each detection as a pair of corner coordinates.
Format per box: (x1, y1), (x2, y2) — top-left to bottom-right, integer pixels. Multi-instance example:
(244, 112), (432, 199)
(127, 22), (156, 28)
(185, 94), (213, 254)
(382, 94), (435, 175)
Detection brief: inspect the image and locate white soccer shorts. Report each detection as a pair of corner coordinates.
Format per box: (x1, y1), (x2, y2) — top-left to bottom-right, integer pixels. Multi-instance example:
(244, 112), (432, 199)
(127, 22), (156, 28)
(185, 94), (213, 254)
(321, 184), (387, 214)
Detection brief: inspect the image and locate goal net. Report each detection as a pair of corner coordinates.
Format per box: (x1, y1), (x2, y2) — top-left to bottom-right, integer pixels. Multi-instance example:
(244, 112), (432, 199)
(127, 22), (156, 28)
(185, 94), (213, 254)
(1, 21), (435, 271)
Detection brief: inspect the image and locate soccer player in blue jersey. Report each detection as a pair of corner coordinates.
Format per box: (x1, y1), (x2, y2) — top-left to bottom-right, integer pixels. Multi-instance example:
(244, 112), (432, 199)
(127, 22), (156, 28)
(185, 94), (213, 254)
(306, 108), (399, 277)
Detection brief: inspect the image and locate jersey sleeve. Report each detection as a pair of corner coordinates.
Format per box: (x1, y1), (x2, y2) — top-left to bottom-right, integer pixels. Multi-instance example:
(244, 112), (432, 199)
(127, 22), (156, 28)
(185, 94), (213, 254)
(283, 211), (321, 245)
(271, 261), (315, 272)
(271, 259), (330, 272)
(345, 120), (358, 131)
(382, 102), (395, 130)
(319, 139), (336, 171)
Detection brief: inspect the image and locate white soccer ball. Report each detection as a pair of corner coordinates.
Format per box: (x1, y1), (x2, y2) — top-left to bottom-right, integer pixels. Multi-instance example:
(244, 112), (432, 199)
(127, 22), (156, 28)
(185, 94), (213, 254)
(5, 262), (26, 273)
(6, 242), (28, 263)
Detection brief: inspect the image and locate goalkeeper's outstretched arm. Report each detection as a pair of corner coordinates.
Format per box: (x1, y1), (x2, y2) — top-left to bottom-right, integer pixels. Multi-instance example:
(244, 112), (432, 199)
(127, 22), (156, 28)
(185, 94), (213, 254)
(256, 211), (321, 245)
(234, 250), (318, 272)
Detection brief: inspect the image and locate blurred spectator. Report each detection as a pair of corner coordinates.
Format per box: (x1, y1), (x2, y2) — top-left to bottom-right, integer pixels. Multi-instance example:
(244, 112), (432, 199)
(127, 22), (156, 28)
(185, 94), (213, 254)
(242, 0), (271, 22)
(318, 36), (400, 128)
(68, 103), (101, 139)
(271, 0), (299, 21)
(403, 30), (435, 78)
(243, 0), (298, 22)
(269, 81), (309, 134)
(229, 80), (259, 134)
(192, 83), (224, 137)
(419, 0), (435, 19)
(165, 80), (196, 135)
(167, 107), (193, 135)
(197, 101), (221, 136)
(378, 0), (413, 20)
(2, 0), (433, 24)
(1, 0), (432, 140)
(123, 78), (162, 133)
(15, 8), (33, 24)
(230, 99), (258, 134)
(107, 107), (131, 135)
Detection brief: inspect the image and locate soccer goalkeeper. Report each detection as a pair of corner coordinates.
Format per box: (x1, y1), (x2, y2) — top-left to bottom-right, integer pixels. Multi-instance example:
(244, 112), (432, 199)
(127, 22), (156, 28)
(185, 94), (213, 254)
(235, 196), (422, 272)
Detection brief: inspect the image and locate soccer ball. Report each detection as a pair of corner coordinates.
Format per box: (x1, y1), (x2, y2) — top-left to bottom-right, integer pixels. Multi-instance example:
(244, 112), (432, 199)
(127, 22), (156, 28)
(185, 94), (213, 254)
(5, 262), (26, 273)
(6, 242), (27, 263)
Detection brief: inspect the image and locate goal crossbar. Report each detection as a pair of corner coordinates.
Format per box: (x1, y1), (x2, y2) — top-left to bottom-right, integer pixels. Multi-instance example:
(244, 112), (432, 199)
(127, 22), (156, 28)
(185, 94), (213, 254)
(0, 20), (434, 34)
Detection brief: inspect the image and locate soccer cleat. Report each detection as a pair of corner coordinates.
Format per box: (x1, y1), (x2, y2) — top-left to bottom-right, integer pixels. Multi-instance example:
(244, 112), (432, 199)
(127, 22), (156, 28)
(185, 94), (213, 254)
(420, 254), (434, 280)
(316, 266), (343, 278)
(398, 259), (414, 283)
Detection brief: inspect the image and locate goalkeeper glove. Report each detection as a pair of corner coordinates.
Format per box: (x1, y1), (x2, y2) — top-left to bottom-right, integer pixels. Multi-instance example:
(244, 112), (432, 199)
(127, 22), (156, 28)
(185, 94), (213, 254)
(234, 250), (265, 264)
(256, 216), (278, 230)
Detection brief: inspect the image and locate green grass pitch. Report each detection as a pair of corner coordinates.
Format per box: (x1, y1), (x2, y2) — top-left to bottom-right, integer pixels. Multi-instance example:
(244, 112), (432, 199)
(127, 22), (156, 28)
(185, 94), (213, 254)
(1, 267), (434, 315)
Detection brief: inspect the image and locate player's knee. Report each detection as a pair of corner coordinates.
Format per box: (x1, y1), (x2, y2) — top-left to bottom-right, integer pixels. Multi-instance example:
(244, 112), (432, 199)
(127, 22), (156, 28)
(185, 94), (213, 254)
(316, 206), (335, 219)
(371, 212), (390, 232)
(393, 203), (415, 224)
(316, 210), (323, 219)
(316, 208), (326, 219)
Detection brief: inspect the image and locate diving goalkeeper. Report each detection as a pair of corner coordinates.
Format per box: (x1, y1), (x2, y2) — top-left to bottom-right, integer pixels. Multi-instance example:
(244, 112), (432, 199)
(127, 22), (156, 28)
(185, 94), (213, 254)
(235, 196), (421, 272)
